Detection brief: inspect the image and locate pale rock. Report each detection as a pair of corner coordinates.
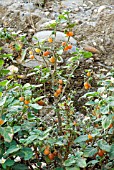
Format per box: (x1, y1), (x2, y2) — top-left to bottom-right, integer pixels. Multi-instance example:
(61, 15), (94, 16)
(33, 30), (77, 44)
(98, 5), (106, 13)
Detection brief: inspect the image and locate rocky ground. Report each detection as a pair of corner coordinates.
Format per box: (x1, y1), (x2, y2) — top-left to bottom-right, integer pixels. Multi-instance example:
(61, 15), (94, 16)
(0, 0), (114, 67)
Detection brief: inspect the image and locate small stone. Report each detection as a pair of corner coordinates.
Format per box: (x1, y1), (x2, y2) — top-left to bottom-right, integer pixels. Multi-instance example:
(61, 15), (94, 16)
(74, 8), (80, 12)
(45, 12), (50, 16)
(99, 45), (105, 53)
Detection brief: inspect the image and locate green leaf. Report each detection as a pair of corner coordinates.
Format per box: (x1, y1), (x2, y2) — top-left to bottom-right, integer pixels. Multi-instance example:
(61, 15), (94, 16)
(109, 144), (114, 159)
(0, 80), (9, 86)
(57, 49), (63, 55)
(83, 147), (98, 157)
(63, 158), (75, 167)
(22, 147), (33, 160)
(1, 126), (13, 142)
(29, 103), (42, 110)
(76, 158), (87, 168)
(20, 49), (27, 62)
(33, 96), (46, 102)
(0, 60), (4, 67)
(98, 140), (111, 152)
(0, 92), (2, 97)
(0, 69), (10, 75)
(102, 116), (112, 129)
(8, 106), (23, 113)
(81, 51), (93, 58)
(12, 163), (28, 170)
(100, 105), (109, 114)
(56, 168), (64, 170)
(83, 92), (99, 98)
(87, 160), (99, 165)
(66, 167), (80, 170)
(4, 145), (20, 157)
(2, 159), (14, 169)
(108, 87), (114, 91)
(74, 135), (88, 143)
(0, 96), (7, 106)
(85, 100), (95, 105)
(13, 126), (21, 133)
(0, 54), (12, 58)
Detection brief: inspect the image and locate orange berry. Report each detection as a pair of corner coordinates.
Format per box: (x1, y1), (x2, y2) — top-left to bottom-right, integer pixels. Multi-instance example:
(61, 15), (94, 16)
(87, 72), (91, 77)
(44, 148), (50, 155)
(73, 121), (77, 126)
(58, 79), (63, 85)
(53, 150), (58, 156)
(109, 123), (113, 128)
(84, 82), (91, 89)
(59, 85), (62, 89)
(29, 51), (33, 55)
(94, 124), (99, 127)
(54, 92), (59, 98)
(29, 55), (35, 59)
(88, 134), (93, 140)
(64, 46), (69, 51)
(67, 44), (72, 49)
(56, 88), (62, 95)
(0, 119), (4, 125)
(48, 153), (54, 160)
(43, 51), (50, 56)
(19, 97), (25, 102)
(24, 100), (30, 105)
(50, 57), (56, 63)
(48, 38), (53, 43)
(62, 42), (66, 46)
(37, 100), (45, 106)
(66, 31), (74, 37)
(54, 118), (58, 123)
(98, 149), (105, 157)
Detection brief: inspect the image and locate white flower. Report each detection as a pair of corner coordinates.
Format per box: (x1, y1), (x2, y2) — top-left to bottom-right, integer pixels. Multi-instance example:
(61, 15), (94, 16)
(111, 77), (114, 83)
(7, 65), (18, 75)
(0, 157), (6, 164)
